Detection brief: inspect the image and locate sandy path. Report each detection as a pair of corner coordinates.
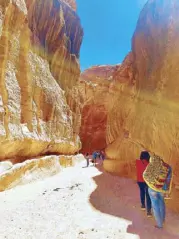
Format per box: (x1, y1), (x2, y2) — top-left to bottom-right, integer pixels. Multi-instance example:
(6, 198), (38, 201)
(0, 159), (179, 239)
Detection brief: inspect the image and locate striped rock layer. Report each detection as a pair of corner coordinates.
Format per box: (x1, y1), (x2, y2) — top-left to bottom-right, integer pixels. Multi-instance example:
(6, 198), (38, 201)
(79, 0), (179, 211)
(0, 0), (83, 161)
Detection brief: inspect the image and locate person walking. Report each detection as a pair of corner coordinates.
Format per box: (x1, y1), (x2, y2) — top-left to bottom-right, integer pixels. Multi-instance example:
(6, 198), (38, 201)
(99, 150), (105, 165)
(143, 154), (172, 229)
(136, 151), (152, 217)
(85, 153), (90, 167)
(92, 151), (97, 166)
(100, 150), (105, 160)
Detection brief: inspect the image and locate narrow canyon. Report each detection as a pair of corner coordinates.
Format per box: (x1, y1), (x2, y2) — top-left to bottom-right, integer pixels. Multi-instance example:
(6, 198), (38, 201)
(0, 0), (179, 238)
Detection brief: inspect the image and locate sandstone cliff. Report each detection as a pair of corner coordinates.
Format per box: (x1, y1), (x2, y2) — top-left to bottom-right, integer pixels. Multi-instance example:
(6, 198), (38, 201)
(104, 0), (179, 211)
(79, 65), (118, 153)
(79, 0), (179, 211)
(0, 0), (83, 161)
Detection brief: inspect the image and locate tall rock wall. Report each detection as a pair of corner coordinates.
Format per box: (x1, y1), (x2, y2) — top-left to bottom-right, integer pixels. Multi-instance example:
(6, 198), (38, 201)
(79, 0), (179, 211)
(79, 65), (118, 153)
(0, 0), (83, 162)
(104, 52), (137, 177)
(104, 0), (179, 178)
(104, 0), (179, 211)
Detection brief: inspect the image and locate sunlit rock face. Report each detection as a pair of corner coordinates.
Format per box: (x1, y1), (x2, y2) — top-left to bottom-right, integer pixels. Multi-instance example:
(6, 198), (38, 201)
(0, 0), (83, 161)
(132, 0), (179, 211)
(79, 65), (118, 153)
(104, 0), (179, 211)
(104, 52), (137, 178)
(0, 154), (84, 191)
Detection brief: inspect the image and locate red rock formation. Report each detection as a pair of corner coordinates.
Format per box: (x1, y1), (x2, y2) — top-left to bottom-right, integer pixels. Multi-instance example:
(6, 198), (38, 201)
(0, 0), (83, 161)
(79, 65), (118, 153)
(80, 104), (107, 154)
(81, 65), (117, 82)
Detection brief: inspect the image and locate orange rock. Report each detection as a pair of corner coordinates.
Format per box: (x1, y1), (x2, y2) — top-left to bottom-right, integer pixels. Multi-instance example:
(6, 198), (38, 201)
(0, 0), (83, 160)
(79, 65), (117, 153)
(79, 0), (179, 212)
(80, 104), (107, 154)
(103, 0), (179, 212)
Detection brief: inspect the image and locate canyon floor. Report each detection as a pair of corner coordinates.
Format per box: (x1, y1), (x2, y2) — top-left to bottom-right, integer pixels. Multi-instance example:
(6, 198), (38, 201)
(0, 158), (179, 239)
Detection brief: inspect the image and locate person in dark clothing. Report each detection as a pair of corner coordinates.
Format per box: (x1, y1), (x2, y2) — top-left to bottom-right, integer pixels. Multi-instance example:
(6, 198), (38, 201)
(92, 151), (97, 166)
(100, 150), (105, 160)
(85, 153), (90, 167)
(136, 151), (152, 217)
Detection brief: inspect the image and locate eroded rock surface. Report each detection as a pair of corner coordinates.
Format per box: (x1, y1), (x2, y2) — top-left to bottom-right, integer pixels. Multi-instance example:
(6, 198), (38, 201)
(0, 0), (83, 160)
(0, 154), (84, 191)
(79, 65), (118, 153)
(105, 0), (179, 211)
(79, 0), (179, 211)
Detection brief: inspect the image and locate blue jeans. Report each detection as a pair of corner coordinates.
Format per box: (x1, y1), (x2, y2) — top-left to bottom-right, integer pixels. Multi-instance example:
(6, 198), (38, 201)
(148, 188), (165, 228)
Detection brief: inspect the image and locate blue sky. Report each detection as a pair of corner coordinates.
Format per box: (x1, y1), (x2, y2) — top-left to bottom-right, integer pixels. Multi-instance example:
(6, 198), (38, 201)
(76, 0), (147, 71)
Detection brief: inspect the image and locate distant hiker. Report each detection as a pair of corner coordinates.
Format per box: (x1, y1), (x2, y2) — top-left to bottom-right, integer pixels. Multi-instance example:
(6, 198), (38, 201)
(85, 153), (90, 167)
(96, 151), (100, 159)
(136, 151), (152, 217)
(99, 150), (105, 165)
(143, 154), (172, 229)
(92, 151), (97, 166)
(100, 150), (105, 160)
